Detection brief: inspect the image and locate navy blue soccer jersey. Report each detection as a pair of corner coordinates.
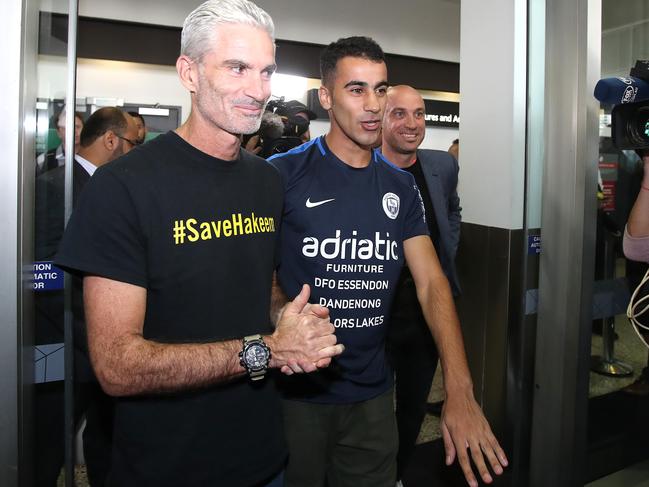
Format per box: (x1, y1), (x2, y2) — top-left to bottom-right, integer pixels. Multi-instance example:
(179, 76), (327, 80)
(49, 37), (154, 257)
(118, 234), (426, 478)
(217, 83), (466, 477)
(268, 136), (429, 404)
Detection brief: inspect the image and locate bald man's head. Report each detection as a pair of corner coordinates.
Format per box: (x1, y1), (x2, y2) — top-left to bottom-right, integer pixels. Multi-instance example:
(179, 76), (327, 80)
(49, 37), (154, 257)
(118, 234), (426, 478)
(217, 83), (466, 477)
(382, 85), (426, 161)
(77, 107), (140, 167)
(387, 85), (422, 103)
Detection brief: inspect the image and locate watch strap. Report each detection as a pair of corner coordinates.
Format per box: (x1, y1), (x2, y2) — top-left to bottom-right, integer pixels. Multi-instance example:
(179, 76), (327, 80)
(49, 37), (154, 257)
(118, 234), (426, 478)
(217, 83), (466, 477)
(243, 334), (262, 344)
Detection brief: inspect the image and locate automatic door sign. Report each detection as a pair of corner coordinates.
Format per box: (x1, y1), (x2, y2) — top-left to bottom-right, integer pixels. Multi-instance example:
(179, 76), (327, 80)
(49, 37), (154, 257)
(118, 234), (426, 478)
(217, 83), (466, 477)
(528, 235), (541, 255)
(32, 261), (64, 291)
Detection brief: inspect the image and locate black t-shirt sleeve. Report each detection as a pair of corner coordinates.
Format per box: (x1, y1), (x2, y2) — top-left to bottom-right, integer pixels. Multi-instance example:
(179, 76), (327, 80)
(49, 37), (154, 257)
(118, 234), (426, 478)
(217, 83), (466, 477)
(55, 167), (148, 288)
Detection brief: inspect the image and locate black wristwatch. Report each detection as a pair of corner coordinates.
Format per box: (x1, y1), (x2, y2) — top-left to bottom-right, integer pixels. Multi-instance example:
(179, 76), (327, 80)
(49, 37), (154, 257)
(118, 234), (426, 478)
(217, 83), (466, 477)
(239, 334), (271, 381)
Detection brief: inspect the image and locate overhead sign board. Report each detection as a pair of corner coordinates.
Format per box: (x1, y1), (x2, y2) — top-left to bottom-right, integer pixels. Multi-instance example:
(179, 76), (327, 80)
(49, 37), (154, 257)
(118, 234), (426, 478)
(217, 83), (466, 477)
(423, 99), (459, 128)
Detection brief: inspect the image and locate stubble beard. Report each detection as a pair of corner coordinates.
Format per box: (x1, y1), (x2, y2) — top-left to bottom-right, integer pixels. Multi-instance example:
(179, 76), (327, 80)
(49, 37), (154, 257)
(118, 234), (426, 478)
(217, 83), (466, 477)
(196, 73), (266, 136)
(111, 142), (124, 160)
(392, 140), (418, 155)
(331, 114), (380, 151)
(387, 131), (422, 155)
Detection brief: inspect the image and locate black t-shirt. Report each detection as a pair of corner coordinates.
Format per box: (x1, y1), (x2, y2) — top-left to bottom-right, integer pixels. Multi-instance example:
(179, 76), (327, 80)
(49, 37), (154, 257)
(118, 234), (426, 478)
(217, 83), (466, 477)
(391, 158), (440, 328)
(406, 158), (439, 246)
(56, 132), (286, 487)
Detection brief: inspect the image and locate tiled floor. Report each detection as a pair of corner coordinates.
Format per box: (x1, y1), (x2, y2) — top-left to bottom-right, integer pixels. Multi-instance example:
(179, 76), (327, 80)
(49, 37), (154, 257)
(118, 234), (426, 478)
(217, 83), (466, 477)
(417, 365), (444, 444)
(416, 310), (649, 446)
(586, 458), (649, 487)
(589, 314), (648, 398)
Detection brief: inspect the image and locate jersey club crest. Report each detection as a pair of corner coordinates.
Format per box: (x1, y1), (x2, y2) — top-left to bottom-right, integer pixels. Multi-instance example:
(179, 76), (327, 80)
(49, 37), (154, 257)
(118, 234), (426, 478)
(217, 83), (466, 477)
(382, 192), (400, 219)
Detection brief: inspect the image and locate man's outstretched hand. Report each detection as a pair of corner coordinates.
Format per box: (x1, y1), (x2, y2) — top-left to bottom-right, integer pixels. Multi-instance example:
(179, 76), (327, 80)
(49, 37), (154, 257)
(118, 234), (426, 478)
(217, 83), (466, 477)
(440, 390), (508, 487)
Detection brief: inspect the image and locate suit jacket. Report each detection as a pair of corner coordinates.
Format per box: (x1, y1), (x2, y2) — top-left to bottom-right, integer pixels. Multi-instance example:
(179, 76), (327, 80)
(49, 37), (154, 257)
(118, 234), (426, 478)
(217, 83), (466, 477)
(417, 149), (462, 296)
(35, 158), (91, 260)
(34, 157), (94, 379)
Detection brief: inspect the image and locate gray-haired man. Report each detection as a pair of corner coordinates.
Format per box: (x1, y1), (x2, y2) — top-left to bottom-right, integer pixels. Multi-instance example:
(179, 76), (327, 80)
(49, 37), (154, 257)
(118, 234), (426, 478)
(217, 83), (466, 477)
(55, 1), (342, 486)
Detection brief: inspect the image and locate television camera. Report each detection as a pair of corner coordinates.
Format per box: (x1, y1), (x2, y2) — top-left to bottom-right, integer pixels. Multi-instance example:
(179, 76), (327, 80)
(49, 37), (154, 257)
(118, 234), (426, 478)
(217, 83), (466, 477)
(595, 60), (649, 150)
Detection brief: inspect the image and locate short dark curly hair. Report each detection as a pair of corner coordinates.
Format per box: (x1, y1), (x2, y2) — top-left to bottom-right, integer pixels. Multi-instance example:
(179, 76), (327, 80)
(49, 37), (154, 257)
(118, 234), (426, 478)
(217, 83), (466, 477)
(320, 36), (385, 86)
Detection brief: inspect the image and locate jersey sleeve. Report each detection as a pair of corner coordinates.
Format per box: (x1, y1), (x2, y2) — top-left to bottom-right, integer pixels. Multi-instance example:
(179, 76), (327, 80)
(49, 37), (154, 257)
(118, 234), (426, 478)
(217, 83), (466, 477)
(403, 176), (430, 241)
(55, 167), (148, 288)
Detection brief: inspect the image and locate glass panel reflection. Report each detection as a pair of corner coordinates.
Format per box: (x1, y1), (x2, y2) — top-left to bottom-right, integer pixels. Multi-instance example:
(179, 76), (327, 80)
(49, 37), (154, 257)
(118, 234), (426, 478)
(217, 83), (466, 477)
(32, 3), (74, 485)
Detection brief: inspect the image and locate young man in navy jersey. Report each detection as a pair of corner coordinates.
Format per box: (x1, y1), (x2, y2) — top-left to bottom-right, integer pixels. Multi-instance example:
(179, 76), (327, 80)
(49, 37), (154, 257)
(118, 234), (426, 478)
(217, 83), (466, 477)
(54, 1), (343, 486)
(269, 37), (508, 487)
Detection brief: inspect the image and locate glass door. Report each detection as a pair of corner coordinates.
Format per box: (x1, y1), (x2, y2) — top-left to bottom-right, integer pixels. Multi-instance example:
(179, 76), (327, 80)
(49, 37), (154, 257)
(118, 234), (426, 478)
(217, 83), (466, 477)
(26, 0), (79, 485)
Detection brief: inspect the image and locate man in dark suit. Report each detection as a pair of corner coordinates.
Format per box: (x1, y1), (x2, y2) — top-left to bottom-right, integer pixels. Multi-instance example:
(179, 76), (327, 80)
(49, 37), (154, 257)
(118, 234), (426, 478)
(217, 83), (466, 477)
(36, 108), (140, 259)
(34, 107), (139, 486)
(381, 85), (462, 483)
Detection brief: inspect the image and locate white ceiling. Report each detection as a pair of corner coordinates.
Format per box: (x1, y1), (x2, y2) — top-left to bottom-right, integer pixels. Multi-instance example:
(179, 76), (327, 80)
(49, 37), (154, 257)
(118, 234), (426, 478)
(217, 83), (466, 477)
(41, 0), (461, 61)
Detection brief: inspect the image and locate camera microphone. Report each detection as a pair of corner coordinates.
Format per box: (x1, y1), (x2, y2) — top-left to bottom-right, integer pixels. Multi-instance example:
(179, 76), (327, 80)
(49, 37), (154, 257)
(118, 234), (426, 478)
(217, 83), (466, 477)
(594, 76), (649, 105)
(259, 112), (286, 140)
(595, 61), (649, 150)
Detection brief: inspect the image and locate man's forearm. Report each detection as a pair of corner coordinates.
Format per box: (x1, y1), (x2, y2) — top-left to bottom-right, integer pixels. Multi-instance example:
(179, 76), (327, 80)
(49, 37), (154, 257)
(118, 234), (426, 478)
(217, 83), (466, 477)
(92, 335), (246, 397)
(94, 329), (321, 397)
(270, 272), (289, 327)
(417, 276), (473, 394)
(86, 276), (341, 397)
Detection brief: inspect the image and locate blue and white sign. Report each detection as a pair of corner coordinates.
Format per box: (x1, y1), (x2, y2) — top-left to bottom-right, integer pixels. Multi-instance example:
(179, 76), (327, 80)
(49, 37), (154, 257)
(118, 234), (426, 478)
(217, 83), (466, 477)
(528, 235), (541, 255)
(33, 261), (64, 291)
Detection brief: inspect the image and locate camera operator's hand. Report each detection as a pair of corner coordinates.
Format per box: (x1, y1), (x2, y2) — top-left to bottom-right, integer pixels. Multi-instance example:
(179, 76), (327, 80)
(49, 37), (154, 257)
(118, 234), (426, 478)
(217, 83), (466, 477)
(244, 134), (261, 155)
(634, 149), (649, 164)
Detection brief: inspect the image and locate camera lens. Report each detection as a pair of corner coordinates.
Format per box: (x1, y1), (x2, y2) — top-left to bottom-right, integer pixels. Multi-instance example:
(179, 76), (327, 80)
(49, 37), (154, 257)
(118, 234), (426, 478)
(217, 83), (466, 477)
(629, 106), (649, 146)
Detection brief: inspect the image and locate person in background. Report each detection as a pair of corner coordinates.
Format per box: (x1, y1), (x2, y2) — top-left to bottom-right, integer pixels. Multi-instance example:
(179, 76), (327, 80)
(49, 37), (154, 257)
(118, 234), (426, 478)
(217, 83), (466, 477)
(274, 100), (317, 142)
(54, 1), (342, 486)
(245, 99), (317, 156)
(34, 107), (139, 486)
(381, 85), (463, 484)
(37, 109), (84, 175)
(622, 149), (649, 396)
(36, 108), (139, 259)
(448, 138), (459, 161)
(128, 111), (148, 145)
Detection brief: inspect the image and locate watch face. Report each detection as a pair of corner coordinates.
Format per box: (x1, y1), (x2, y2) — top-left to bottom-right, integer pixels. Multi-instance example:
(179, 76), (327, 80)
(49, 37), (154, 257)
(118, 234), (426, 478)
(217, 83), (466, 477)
(244, 343), (270, 371)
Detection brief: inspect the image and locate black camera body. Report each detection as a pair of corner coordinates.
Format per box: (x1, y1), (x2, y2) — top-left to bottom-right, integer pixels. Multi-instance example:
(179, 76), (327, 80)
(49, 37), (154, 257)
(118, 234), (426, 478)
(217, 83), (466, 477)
(255, 98), (316, 158)
(610, 60), (649, 150)
(611, 100), (649, 150)
(265, 98), (312, 138)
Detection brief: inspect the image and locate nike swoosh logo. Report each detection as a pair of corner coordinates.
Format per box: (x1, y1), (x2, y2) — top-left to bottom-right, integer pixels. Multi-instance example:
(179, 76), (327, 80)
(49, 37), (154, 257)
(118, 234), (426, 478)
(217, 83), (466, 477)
(306, 197), (336, 208)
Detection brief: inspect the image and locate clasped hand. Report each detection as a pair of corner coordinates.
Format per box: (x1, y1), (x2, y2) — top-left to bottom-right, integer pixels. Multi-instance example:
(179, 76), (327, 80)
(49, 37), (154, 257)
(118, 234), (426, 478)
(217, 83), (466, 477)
(270, 284), (344, 374)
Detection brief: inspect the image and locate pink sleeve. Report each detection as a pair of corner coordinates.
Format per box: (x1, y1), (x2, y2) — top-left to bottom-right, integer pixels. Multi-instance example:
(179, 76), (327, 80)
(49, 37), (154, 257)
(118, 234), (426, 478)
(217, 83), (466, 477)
(623, 226), (649, 263)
